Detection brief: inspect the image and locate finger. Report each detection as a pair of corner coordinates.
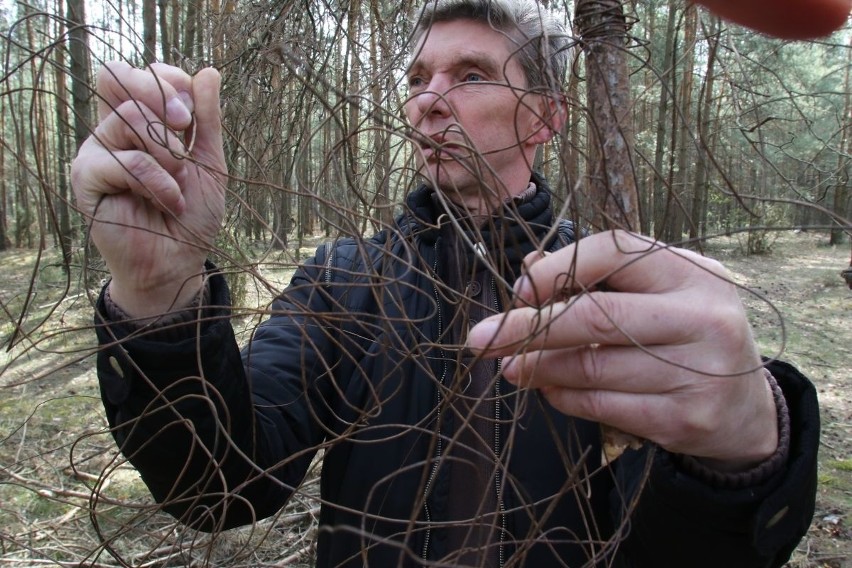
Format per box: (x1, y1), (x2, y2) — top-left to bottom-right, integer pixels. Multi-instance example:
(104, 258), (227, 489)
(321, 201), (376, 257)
(514, 231), (723, 306)
(536, 386), (672, 445)
(97, 61), (194, 130)
(500, 340), (760, 394)
(535, 382), (736, 457)
(94, 100), (189, 171)
(72, 143), (185, 217)
(512, 250), (549, 307)
(188, 68), (224, 161)
(694, 0), (849, 40)
(536, 372), (774, 461)
(468, 289), (720, 356)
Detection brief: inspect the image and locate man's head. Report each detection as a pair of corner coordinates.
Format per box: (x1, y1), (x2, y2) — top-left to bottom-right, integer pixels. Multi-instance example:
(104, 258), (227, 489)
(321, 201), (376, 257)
(412, 0), (570, 93)
(406, 0), (569, 214)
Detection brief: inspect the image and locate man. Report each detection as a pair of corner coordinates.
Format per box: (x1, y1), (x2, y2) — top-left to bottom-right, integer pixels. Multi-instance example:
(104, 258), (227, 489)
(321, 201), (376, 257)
(71, 0), (844, 566)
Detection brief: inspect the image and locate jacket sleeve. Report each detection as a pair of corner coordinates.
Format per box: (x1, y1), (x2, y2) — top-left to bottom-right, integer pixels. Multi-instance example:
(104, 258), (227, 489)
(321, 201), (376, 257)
(95, 252), (339, 532)
(611, 359), (819, 567)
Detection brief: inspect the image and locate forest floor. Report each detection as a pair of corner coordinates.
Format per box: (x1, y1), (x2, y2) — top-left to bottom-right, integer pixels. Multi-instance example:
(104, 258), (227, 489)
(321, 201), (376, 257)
(0, 231), (849, 567)
(706, 232), (852, 567)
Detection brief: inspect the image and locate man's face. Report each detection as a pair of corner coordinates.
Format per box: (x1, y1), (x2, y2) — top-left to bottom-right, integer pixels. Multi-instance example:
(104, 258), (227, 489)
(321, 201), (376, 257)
(405, 19), (550, 212)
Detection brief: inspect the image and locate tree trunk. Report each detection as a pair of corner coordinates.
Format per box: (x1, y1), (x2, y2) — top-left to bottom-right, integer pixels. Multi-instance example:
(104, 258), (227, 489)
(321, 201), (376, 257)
(690, 16), (720, 243)
(66, 0), (92, 152)
(652, 0), (677, 238)
(269, 67), (289, 251)
(344, 0), (362, 226)
(183, 0), (198, 60)
(576, 0), (639, 231)
(158, 0), (171, 63)
(369, 0), (391, 228)
(637, 0), (657, 234)
(23, 7), (50, 252)
(660, 7), (683, 244)
(0, 95), (8, 250)
(54, 0), (74, 269)
(830, 35), (851, 246)
(18, 6), (39, 249)
(170, 0), (180, 60)
(564, 49), (582, 205)
(671, 4), (697, 245)
(210, 0), (224, 64)
(142, 0), (157, 64)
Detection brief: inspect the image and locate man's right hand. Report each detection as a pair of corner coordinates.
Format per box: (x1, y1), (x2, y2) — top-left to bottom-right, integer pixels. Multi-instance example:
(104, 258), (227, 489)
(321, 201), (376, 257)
(72, 62), (226, 319)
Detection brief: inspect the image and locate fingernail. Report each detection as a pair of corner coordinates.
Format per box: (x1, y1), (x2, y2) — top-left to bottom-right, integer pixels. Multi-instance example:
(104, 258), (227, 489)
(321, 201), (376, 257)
(513, 275), (529, 298)
(166, 96), (192, 125)
(466, 319), (498, 351)
(501, 355), (518, 381)
(178, 91), (194, 112)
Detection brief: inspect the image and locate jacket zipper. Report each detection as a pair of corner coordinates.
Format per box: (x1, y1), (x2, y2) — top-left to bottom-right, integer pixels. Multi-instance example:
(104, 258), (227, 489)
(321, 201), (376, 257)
(491, 275), (506, 568)
(420, 244), (506, 567)
(323, 241), (334, 288)
(422, 240), (446, 562)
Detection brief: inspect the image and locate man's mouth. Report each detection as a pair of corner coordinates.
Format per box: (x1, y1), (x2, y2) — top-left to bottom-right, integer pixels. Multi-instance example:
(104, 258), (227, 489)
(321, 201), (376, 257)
(418, 134), (463, 161)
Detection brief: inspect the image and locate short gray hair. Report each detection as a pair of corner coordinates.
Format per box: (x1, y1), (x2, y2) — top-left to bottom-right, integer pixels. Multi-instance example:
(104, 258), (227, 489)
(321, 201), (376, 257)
(411, 0), (570, 92)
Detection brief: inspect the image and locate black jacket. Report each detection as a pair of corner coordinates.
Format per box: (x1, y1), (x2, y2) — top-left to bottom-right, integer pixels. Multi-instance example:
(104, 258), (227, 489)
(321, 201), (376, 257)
(95, 178), (819, 567)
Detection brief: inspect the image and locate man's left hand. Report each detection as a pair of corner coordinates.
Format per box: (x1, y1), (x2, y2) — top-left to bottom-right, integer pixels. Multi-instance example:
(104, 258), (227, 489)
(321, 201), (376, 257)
(467, 230), (778, 470)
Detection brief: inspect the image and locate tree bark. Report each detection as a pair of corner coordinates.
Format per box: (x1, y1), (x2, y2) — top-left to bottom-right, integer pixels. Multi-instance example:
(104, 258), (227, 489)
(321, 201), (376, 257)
(0, 94), (8, 250)
(211, 0), (223, 64)
(183, 0), (198, 60)
(670, 4), (697, 244)
(564, 50), (582, 204)
(345, 0), (362, 223)
(170, 0), (180, 60)
(54, 0), (74, 269)
(369, 0), (391, 228)
(142, 0), (157, 64)
(66, 0), (92, 153)
(690, 16), (720, 243)
(576, 0), (639, 231)
(158, 0), (171, 63)
(652, 0), (677, 238)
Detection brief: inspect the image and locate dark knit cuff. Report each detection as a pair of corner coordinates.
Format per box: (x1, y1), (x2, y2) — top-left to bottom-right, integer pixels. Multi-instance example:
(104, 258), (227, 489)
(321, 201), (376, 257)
(99, 263), (218, 342)
(103, 278), (211, 328)
(676, 368), (791, 489)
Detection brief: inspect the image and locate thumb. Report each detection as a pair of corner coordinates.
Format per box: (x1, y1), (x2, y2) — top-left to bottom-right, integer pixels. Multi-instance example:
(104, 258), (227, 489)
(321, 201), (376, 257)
(189, 67), (225, 164)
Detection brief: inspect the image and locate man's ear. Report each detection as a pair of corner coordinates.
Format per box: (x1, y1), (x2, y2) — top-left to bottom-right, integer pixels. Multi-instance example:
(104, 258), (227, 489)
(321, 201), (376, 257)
(528, 92), (567, 145)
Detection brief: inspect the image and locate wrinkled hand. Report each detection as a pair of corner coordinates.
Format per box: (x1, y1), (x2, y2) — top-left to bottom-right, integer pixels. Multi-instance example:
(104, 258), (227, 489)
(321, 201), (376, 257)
(467, 231), (778, 469)
(71, 62), (226, 317)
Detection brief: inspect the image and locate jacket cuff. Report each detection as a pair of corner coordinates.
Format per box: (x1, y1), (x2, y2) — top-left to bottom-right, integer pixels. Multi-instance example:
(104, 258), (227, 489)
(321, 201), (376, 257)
(94, 266), (234, 407)
(622, 359), (818, 563)
(97, 261), (218, 343)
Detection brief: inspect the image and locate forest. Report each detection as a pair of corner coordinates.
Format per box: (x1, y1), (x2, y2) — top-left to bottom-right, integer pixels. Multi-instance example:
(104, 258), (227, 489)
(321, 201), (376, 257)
(0, 0), (850, 566)
(0, 0), (849, 263)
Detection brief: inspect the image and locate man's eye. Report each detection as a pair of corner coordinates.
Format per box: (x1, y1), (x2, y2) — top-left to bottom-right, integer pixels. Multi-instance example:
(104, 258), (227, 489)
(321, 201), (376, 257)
(408, 77), (424, 88)
(464, 73), (483, 82)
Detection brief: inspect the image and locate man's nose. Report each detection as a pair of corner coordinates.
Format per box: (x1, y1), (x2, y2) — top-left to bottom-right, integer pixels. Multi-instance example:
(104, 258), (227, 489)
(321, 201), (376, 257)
(413, 78), (452, 119)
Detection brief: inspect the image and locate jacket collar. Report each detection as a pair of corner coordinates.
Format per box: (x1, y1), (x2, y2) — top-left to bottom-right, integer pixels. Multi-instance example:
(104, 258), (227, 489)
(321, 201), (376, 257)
(402, 172), (559, 269)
